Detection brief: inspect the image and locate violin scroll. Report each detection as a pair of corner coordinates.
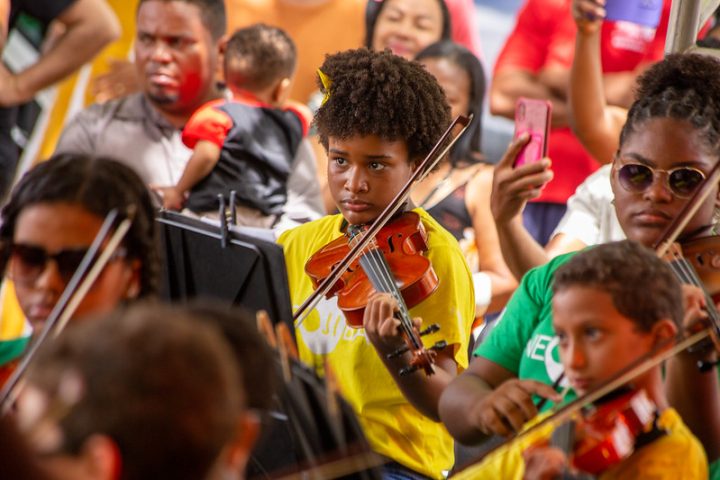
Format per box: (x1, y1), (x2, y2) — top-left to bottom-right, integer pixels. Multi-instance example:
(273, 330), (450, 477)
(386, 323), (446, 376)
(397, 339), (447, 377)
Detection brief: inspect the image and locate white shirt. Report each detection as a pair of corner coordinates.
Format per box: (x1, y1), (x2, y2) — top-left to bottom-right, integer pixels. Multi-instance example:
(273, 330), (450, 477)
(552, 164), (625, 245)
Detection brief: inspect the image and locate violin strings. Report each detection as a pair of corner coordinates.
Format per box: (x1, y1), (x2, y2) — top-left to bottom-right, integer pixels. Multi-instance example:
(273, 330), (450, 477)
(363, 247), (411, 333)
(374, 249), (422, 345)
(358, 235), (422, 349)
(669, 257), (720, 327)
(683, 259), (720, 327)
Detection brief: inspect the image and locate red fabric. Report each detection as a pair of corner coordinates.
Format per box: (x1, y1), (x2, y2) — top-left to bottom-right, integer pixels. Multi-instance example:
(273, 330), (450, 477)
(493, 0), (671, 204)
(182, 99), (233, 149)
(182, 97), (308, 150)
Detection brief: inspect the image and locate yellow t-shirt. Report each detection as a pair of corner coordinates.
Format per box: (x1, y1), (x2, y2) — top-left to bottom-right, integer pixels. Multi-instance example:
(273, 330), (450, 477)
(452, 408), (708, 480)
(278, 209), (475, 479)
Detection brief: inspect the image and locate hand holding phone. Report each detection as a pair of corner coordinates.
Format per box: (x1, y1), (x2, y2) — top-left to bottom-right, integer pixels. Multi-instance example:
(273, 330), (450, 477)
(513, 98), (552, 168)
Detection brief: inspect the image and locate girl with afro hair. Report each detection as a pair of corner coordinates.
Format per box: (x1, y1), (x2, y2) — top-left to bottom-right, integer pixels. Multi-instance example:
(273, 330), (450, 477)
(278, 48), (475, 479)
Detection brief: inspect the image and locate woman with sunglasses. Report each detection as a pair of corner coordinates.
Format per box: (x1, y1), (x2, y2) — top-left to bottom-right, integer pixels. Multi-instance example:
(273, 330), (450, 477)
(0, 153), (159, 366)
(439, 52), (720, 475)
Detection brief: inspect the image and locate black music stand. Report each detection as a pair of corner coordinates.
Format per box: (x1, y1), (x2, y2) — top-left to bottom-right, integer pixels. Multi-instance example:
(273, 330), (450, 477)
(157, 210), (294, 332)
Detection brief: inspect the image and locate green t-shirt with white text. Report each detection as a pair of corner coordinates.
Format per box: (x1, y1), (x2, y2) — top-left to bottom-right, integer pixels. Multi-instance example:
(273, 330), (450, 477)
(474, 251), (578, 408)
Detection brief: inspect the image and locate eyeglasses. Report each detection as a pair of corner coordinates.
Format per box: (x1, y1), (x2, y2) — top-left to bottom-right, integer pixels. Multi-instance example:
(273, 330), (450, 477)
(614, 162), (706, 198)
(6, 243), (126, 286)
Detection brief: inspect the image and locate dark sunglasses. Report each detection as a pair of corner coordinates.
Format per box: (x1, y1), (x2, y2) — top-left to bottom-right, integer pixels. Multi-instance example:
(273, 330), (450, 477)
(7, 243), (126, 286)
(615, 162), (706, 198)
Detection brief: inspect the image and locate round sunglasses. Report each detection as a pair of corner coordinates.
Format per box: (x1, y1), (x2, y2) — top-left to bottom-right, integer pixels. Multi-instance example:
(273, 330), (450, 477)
(6, 243), (127, 286)
(614, 162), (706, 198)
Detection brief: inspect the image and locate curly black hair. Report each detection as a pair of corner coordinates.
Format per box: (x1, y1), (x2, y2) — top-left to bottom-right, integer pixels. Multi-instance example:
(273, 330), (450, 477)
(224, 23), (296, 91)
(0, 153), (160, 298)
(314, 48), (451, 165)
(620, 53), (720, 155)
(553, 240), (683, 331)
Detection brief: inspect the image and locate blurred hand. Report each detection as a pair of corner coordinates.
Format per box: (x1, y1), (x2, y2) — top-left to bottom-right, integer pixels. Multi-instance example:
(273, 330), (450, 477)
(0, 65), (27, 106)
(151, 185), (185, 211)
(491, 134), (554, 225)
(468, 378), (561, 437)
(522, 444), (568, 480)
(572, 0), (606, 34)
(681, 284), (720, 361)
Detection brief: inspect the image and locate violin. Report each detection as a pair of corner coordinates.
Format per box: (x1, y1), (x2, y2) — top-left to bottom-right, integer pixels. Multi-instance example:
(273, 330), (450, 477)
(546, 388), (658, 477)
(658, 238), (720, 372)
(305, 212), (438, 328)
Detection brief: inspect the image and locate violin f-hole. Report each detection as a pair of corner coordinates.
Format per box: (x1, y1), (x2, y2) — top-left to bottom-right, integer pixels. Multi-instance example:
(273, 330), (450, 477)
(387, 235), (397, 253)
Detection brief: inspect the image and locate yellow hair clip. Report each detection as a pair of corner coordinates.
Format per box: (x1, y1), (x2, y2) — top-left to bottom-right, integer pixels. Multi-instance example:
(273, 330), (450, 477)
(317, 68), (332, 106)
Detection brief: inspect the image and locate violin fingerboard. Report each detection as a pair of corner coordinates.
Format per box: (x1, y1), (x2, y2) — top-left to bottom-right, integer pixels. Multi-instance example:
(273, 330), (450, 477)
(550, 420), (576, 455)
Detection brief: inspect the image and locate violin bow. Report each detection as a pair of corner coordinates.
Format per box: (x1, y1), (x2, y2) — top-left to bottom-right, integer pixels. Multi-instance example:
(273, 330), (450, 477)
(0, 208), (135, 415)
(293, 114), (472, 328)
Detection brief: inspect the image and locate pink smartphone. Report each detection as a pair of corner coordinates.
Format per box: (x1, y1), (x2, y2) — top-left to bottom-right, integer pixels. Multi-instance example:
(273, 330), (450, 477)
(513, 98), (552, 168)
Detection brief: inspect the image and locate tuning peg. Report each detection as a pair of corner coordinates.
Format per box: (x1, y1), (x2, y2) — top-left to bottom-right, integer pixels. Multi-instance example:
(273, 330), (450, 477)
(387, 344), (410, 359)
(419, 324), (440, 336)
(399, 364), (419, 376)
(430, 340), (447, 352)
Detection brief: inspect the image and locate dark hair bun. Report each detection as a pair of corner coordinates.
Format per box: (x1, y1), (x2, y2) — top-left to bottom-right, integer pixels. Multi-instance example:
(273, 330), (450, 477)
(635, 53), (720, 103)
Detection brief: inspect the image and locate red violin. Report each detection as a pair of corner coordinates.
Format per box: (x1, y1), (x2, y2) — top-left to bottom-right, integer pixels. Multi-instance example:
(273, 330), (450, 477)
(304, 211), (439, 328)
(549, 389), (658, 476)
(0, 360), (17, 390)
